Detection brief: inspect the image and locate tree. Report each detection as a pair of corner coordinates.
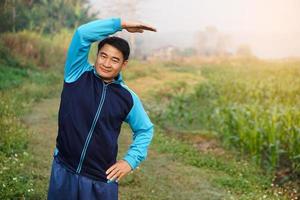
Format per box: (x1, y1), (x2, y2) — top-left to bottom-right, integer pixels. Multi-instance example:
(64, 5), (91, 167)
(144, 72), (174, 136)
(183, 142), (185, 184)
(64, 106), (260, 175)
(0, 0), (97, 34)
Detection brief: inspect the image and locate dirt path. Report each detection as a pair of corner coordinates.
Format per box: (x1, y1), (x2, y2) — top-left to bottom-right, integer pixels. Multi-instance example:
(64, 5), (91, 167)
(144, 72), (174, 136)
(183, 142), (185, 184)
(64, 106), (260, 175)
(23, 65), (233, 199)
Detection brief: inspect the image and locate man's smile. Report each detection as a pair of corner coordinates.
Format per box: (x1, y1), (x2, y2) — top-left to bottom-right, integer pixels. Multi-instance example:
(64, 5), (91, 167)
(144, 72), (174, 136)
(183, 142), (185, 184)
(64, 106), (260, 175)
(100, 67), (111, 73)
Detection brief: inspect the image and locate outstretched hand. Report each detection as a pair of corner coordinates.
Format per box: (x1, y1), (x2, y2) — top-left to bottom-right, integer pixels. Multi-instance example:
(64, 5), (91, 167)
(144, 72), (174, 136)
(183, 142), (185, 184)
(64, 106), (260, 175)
(121, 20), (157, 33)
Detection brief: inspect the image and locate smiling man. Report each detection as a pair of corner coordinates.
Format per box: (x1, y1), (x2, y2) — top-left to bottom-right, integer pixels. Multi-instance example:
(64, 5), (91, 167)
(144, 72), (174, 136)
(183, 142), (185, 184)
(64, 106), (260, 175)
(47, 18), (156, 200)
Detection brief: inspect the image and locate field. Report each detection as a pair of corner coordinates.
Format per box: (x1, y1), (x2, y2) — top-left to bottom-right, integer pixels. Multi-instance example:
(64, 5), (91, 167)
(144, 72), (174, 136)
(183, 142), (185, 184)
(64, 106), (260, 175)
(0, 32), (299, 199)
(159, 59), (300, 174)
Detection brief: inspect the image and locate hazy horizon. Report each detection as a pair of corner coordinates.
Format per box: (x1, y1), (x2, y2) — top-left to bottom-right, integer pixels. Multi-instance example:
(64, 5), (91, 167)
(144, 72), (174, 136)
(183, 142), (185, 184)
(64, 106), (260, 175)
(90, 0), (300, 59)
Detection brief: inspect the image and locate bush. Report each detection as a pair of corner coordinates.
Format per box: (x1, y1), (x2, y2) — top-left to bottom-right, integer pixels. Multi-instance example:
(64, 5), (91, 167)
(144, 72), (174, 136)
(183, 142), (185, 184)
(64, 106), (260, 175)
(0, 33), (62, 198)
(0, 30), (71, 69)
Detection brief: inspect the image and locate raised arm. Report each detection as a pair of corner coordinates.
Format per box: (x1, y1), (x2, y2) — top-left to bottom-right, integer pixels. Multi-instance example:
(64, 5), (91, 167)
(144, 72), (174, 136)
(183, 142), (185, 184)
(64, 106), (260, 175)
(64, 18), (157, 83)
(64, 18), (122, 83)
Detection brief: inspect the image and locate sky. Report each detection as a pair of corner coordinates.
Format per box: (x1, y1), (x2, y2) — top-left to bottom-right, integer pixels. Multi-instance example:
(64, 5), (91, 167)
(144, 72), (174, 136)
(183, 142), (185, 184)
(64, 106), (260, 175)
(90, 0), (300, 58)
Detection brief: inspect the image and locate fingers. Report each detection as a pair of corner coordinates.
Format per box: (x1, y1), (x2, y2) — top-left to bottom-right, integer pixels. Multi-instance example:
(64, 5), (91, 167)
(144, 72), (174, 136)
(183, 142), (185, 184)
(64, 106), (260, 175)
(134, 24), (156, 32)
(126, 28), (144, 33)
(108, 170), (122, 182)
(122, 20), (157, 32)
(138, 24), (157, 32)
(106, 168), (120, 180)
(116, 173), (125, 182)
(106, 160), (132, 183)
(106, 164), (117, 175)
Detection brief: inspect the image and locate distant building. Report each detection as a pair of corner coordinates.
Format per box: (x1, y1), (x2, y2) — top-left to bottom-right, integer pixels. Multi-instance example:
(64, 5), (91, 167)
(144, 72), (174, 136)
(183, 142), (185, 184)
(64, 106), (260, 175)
(147, 45), (179, 61)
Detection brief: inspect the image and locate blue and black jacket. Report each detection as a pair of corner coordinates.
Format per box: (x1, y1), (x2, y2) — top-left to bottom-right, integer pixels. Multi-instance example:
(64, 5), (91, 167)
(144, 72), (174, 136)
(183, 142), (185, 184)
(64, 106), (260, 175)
(54, 18), (154, 182)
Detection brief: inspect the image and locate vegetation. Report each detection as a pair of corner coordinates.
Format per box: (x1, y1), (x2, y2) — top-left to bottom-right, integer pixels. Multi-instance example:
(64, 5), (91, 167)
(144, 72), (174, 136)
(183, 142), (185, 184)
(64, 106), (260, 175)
(122, 60), (296, 199)
(1, 37), (297, 198)
(0, 0), (96, 34)
(0, 1), (299, 198)
(0, 32), (62, 199)
(0, 1), (94, 197)
(159, 59), (300, 179)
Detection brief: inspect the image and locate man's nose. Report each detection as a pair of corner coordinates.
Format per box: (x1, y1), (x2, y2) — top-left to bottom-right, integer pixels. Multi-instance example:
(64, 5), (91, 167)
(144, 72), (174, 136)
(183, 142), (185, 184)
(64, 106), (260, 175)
(103, 59), (111, 67)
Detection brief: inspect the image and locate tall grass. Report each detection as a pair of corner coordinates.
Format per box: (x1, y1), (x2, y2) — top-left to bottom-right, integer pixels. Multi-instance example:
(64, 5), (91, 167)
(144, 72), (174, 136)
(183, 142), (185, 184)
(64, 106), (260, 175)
(0, 33), (63, 198)
(1, 29), (72, 69)
(160, 59), (300, 174)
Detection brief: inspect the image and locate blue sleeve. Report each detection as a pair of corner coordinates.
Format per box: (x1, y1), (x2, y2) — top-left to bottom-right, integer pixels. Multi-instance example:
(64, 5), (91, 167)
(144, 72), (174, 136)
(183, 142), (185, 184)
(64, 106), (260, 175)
(123, 91), (154, 170)
(64, 18), (122, 83)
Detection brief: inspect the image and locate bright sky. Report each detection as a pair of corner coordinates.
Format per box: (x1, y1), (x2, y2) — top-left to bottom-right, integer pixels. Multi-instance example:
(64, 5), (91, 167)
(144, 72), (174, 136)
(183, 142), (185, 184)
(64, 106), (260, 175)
(141, 0), (300, 33)
(90, 0), (300, 58)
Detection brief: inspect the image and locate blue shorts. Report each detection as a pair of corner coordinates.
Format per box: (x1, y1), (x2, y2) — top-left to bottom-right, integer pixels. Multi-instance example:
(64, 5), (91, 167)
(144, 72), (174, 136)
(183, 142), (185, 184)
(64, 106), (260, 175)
(47, 156), (118, 200)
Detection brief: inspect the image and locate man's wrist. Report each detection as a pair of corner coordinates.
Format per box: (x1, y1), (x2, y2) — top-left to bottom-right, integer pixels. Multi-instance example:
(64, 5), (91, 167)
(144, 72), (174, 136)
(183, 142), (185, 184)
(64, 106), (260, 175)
(122, 158), (134, 171)
(121, 20), (126, 29)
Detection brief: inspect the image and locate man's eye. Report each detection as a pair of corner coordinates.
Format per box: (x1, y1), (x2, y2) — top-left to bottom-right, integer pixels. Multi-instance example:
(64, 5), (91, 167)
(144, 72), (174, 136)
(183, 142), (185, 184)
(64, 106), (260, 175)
(112, 59), (119, 63)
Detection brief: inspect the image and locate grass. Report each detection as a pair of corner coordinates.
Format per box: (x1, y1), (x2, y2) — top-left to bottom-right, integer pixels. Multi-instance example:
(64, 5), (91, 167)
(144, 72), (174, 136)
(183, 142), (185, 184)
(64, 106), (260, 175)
(0, 29), (297, 199)
(0, 30), (71, 69)
(124, 59), (291, 199)
(151, 130), (276, 199)
(156, 58), (300, 197)
(159, 59), (300, 168)
(0, 34), (62, 199)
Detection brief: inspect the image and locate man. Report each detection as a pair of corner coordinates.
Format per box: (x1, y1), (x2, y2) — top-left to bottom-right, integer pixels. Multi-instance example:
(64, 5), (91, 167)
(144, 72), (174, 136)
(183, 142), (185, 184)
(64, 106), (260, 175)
(47, 18), (156, 200)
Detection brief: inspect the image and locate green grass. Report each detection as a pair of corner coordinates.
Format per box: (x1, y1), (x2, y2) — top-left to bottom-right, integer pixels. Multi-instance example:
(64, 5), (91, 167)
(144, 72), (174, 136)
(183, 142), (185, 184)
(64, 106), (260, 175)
(0, 35), (62, 199)
(151, 129), (281, 199)
(1, 29), (297, 199)
(0, 65), (29, 90)
(158, 58), (300, 179)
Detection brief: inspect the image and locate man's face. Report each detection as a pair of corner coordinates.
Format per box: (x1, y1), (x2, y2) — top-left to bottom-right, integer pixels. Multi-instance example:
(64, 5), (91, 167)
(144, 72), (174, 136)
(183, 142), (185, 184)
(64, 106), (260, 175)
(95, 44), (127, 82)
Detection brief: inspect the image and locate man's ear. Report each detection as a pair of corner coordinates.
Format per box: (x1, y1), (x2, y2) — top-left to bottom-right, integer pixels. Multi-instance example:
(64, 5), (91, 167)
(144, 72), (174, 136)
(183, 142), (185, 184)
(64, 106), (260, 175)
(121, 60), (128, 69)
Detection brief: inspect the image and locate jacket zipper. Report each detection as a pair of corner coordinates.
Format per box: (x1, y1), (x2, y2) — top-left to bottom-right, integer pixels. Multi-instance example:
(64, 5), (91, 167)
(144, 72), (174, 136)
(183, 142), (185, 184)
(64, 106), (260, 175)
(76, 82), (108, 174)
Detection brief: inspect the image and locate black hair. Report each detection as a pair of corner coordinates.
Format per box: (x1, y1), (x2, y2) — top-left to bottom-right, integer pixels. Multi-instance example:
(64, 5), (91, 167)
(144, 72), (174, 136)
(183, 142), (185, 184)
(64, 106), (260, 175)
(97, 36), (130, 61)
